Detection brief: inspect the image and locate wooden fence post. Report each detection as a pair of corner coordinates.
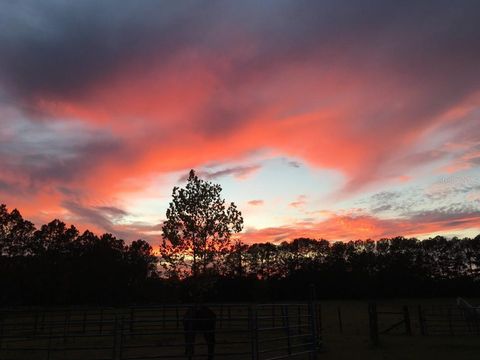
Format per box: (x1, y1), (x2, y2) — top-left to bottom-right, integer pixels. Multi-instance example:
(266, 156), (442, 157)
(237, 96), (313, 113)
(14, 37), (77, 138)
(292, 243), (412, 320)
(33, 311), (39, 336)
(119, 316), (125, 360)
(99, 309), (104, 334)
(219, 304), (223, 329)
(63, 309), (71, 343)
(308, 300), (319, 360)
(418, 305), (426, 336)
(448, 307), (454, 335)
(228, 305), (232, 328)
(403, 306), (412, 335)
(175, 306), (179, 329)
(82, 311), (87, 334)
(129, 308), (135, 335)
(162, 305), (166, 329)
(271, 305), (275, 328)
(284, 305), (292, 355)
(112, 316), (119, 360)
(297, 305), (302, 334)
(249, 305), (258, 360)
(337, 306), (343, 334)
(40, 311), (46, 331)
(368, 303), (379, 346)
(0, 313), (4, 350)
(317, 303), (322, 340)
(47, 322), (53, 360)
(309, 284), (322, 350)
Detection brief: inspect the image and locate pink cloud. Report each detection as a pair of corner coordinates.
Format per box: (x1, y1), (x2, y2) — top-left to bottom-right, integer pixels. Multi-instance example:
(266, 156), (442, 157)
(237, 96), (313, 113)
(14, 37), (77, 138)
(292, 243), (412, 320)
(248, 200), (264, 206)
(289, 195), (307, 208)
(241, 210), (480, 244)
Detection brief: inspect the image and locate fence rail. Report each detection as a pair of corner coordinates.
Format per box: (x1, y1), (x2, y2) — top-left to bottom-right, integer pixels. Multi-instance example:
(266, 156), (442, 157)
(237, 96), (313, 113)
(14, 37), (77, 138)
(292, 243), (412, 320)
(418, 304), (480, 336)
(0, 302), (322, 360)
(368, 301), (480, 345)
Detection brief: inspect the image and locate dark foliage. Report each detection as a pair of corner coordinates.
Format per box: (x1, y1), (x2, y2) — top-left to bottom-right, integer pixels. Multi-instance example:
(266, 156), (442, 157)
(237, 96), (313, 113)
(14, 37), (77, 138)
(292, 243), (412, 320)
(0, 204), (479, 305)
(0, 204), (158, 305)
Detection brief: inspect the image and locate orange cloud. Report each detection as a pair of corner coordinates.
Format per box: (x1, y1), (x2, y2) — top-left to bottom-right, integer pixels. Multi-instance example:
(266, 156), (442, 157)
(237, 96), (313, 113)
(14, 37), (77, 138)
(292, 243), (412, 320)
(241, 210), (480, 244)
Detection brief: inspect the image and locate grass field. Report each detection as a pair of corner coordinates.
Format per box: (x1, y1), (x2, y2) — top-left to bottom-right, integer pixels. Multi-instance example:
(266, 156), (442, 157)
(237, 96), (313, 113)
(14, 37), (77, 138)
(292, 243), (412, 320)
(319, 298), (480, 360)
(1, 298), (479, 360)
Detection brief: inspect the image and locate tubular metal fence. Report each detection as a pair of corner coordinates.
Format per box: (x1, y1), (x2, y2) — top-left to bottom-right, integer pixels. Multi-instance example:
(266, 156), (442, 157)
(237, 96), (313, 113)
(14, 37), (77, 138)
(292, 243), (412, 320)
(368, 302), (480, 345)
(418, 304), (480, 336)
(0, 302), (322, 360)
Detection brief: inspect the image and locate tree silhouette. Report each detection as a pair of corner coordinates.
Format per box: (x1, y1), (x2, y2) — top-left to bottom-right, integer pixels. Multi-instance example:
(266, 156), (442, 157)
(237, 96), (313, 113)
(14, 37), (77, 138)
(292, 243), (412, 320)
(161, 169), (243, 277)
(1, 201), (480, 304)
(0, 205), (35, 256)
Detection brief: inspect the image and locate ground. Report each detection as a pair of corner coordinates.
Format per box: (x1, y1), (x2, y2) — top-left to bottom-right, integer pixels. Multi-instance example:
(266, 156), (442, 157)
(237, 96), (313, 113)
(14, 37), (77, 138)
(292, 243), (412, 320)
(1, 298), (479, 359)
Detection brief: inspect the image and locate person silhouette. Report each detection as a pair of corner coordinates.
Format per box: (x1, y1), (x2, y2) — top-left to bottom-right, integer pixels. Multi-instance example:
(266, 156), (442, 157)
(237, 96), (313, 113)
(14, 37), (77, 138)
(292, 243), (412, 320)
(183, 304), (216, 360)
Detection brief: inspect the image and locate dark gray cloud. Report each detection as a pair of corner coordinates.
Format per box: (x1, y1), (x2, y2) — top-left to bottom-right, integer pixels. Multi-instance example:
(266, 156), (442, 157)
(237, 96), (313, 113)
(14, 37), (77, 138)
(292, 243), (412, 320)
(178, 164), (261, 182)
(406, 203), (480, 226)
(62, 200), (124, 233)
(1, 0), (479, 111)
(0, 1), (210, 101)
(0, 179), (19, 194)
(95, 206), (128, 218)
(62, 200), (162, 241)
(0, 114), (124, 191)
(283, 159), (301, 168)
(363, 182), (480, 217)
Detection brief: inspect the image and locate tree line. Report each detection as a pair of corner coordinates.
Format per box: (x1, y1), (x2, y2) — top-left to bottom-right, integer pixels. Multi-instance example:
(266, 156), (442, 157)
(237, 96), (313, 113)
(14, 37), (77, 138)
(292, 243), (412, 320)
(1, 202), (479, 305)
(0, 204), (157, 305)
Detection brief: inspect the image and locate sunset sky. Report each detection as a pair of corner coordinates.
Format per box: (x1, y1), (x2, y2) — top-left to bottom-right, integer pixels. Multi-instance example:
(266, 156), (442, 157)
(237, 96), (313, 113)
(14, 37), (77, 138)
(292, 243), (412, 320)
(1, 1), (479, 244)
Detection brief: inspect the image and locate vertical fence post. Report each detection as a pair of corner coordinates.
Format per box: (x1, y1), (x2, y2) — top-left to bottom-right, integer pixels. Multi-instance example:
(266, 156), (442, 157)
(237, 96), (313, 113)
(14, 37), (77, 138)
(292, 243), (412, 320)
(271, 305), (275, 328)
(309, 284), (320, 355)
(297, 305), (302, 334)
(119, 316), (125, 360)
(284, 305), (292, 355)
(418, 305), (426, 336)
(33, 311), (39, 336)
(40, 311), (46, 332)
(99, 309), (104, 335)
(368, 303), (379, 346)
(82, 311), (87, 334)
(129, 308), (135, 337)
(474, 308), (480, 335)
(403, 306), (412, 335)
(448, 307), (454, 336)
(255, 305), (259, 360)
(228, 305), (232, 328)
(112, 316), (119, 360)
(63, 309), (70, 343)
(219, 304), (223, 329)
(337, 306), (343, 334)
(0, 313), (4, 350)
(162, 305), (166, 329)
(316, 303), (322, 341)
(249, 305), (258, 360)
(308, 300), (318, 360)
(47, 321), (53, 360)
(175, 306), (179, 329)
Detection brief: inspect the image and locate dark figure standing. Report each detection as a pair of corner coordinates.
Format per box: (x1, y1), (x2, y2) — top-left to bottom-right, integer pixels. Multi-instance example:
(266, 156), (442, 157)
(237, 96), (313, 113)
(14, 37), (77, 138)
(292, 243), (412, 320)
(183, 305), (216, 360)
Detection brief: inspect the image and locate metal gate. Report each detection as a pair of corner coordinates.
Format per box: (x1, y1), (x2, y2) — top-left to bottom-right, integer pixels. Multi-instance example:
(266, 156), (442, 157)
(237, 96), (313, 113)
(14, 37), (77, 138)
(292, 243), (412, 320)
(418, 302), (480, 336)
(0, 302), (321, 360)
